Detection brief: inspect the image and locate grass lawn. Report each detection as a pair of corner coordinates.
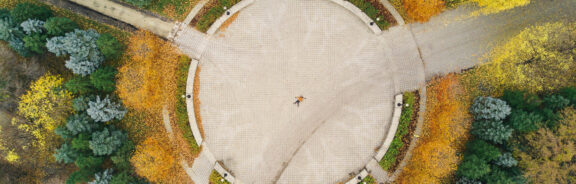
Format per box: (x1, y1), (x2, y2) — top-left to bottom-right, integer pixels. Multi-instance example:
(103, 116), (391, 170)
(194, 0), (241, 32)
(142, 0), (198, 21)
(359, 175), (377, 184)
(379, 91), (418, 171)
(348, 0), (396, 30)
(176, 56), (201, 155)
(209, 170), (231, 184)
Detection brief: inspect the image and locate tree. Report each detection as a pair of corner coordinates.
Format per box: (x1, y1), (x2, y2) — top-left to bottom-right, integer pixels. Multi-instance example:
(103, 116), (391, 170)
(396, 74), (471, 183)
(54, 143), (78, 164)
(46, 29), (103, 76)
(131, 136), (175, 183)
(117, 31), (181, 112)
(470, 97), (511, 121)
(471, 120), (512, 144)
(19, 19), (44, 35)
(464, 139), (501, 161)
(22, 33), (47, 54)
(86, 96), (126, 122)
(403, 0), (444, 22)
(109, 171), (137, 184)
(456, 177), (481, 184)
(10, 3), (53, 23)
(75, 155), (104, 169)
(65, 76), (94, 94)
(559, 87), (576, 106)
(470, 0), (530, 16)
(8, 38), (31, 57)
(89, 127), (126, 156)
(55, 125), (74, 139)
(97, 33), (124, 60)
(476, 22), (576, 93)
(515, 128), (576, 183)
(89, 169), (113, 184)
(15, 74), (73, 149)
(457, 155), (491, 180)
(506, 110), (543, 134)
(0, 16), (22, 41)
(90, 66), (117, 93)
(110, 139), (134, 171)
(71, 133), (91, 151)
(44, 17), (78, 36)
(66, 167), (97, 184)
(482, 166), (523, 184)
(543, 95), (570, 110)
(66, 113), (97, 135)
(495, 153), (518, 168)
(501, 90), (541, 112)
(72, 95), (97, 112)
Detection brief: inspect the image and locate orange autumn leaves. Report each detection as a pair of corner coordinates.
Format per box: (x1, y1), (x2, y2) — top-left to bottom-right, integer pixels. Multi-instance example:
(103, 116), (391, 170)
(404, 0), (445, 22)
(117, 31), (180, 113)
(397, 74), (472, 183)
(117, 31), (193, 183)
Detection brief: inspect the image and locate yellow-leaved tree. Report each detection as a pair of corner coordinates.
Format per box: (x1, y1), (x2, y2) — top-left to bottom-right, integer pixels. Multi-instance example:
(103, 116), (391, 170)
(475, 22), (576, 94)
(471, 0), (530, 15)
(13, 74), (73, 150)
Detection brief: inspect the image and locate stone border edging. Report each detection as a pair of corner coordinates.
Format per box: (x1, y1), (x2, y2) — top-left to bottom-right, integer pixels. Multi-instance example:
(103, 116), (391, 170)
(184, 0), (210, 25)
(388, 86), (426, 181)
(344, 94), (402, 184)
(186, 59), (204, 146)
(328, 0), (382, 34)
(345, 169), (369, 184)
(215, 162), (237, 183)
(379, 0), (405, 25)
(206, 0), (255, 35)
(374, 94), (403, 161)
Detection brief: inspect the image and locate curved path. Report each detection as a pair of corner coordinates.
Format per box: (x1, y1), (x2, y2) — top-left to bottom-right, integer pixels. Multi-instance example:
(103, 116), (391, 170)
(175, 0), (424, 183)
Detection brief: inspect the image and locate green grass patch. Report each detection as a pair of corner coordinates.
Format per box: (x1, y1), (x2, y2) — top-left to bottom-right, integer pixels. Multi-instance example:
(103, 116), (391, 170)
(176, 55), (201, 155)
(347, 0), (391, 30)
(359, 175), (377, 184)
(379, 91), (417, 171)
(209, 170), (231, 184)
(195, 0), (241, 32)
(139, 0), (198, 21)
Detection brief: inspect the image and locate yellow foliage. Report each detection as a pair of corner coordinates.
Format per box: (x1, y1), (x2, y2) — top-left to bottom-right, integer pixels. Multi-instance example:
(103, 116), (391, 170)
(397, 74), (472, 183)
(474, 22), (576, 94)
(131, 136), (175, 183)
(5, 149), (20, 163)
(14, 74), (73, 149)
(471, 0), (530, 15)
(117, 30), (181, 113)
(403, 0), (445, 22)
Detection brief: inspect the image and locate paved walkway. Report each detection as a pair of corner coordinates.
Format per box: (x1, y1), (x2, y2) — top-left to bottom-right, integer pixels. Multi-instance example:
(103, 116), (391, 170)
(412, 0), (576, 79)
(174, 0), (424, 183)
(68, 0), (176, 38)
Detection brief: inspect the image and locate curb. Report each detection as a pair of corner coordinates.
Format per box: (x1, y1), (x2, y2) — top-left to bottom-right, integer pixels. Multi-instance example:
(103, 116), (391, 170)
(206, 0), (255, 35)
(185, 59), (203, 146)
(379, 0), (405, 25)
(328, 0), (382, 34)
(374, 94), (403, 161)
(343, 94), (402, 184)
